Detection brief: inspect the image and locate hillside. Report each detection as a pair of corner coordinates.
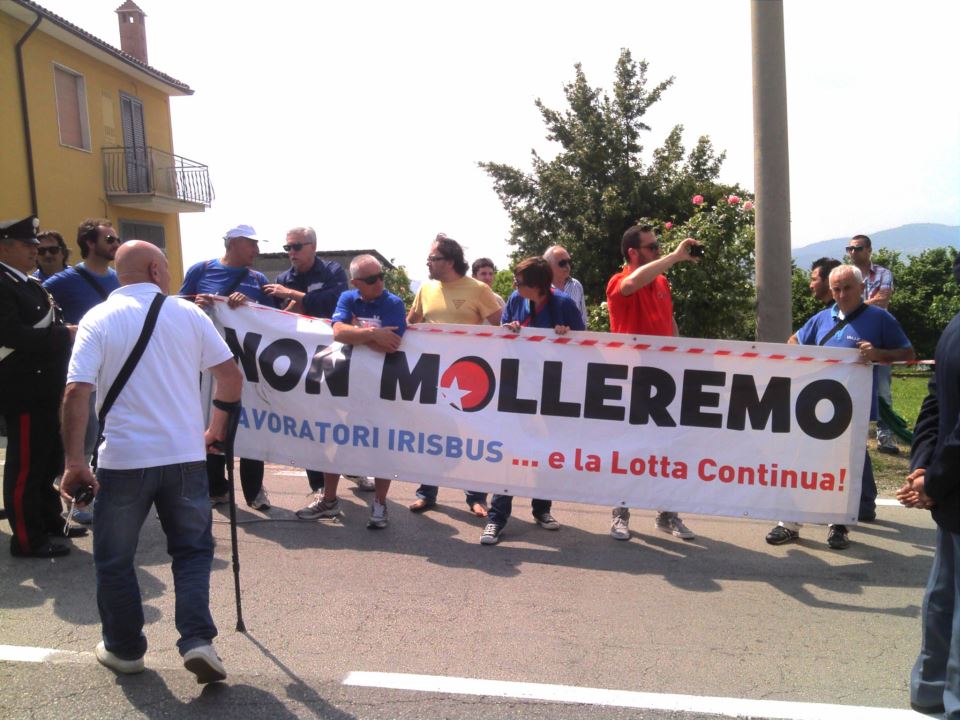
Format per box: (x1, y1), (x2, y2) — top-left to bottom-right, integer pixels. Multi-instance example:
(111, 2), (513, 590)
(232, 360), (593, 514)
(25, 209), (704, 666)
(792, 223), (958, 270)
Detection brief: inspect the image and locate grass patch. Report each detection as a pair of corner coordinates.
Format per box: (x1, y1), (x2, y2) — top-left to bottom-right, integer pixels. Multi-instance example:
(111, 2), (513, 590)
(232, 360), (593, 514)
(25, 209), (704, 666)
(871, 370), (933, 496)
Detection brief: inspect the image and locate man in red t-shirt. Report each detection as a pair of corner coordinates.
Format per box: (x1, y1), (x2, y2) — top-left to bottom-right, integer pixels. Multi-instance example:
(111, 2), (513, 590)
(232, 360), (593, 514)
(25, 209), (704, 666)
(605, 224), (702, 542)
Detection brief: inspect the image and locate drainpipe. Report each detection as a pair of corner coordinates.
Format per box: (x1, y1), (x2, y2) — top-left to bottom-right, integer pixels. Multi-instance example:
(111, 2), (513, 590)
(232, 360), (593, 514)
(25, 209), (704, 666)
(15, 12), (43, 218)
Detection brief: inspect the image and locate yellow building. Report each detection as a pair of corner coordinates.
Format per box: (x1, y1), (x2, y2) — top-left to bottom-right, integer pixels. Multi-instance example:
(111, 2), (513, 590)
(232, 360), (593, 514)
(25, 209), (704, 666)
(0, 0), (210, 282)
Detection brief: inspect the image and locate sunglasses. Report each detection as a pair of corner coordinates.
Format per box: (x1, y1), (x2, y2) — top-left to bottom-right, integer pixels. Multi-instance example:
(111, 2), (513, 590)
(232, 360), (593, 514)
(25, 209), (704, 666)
(37, 246), (62, 256)
(557, 258), (572, 268)
(283, 242), (313, 252)
(102, 235), (122, 245)
(427, 255), (448, 263)
(845, 246), (866, 252)
(640, 242), (660, 251)
(356, 272), (384, 285)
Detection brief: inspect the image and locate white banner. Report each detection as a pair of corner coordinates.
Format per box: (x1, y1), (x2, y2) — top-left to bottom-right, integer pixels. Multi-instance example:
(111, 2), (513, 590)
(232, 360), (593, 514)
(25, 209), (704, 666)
(211, 302), (872, 524)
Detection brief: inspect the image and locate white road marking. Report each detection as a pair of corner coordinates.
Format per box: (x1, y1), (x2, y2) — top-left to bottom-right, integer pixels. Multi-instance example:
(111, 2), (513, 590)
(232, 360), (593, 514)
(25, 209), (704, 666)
(343, 671), (925, 719)
(877, 498), (906, 507)
(0, 644), (86, 663)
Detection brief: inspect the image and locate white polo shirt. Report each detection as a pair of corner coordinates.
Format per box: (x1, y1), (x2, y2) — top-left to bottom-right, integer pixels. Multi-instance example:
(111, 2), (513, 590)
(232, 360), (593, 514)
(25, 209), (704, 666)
(67, 282), (233, 470)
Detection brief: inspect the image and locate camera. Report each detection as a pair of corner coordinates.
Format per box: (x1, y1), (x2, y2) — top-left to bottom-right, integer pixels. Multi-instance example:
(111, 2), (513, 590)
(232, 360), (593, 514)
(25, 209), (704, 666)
(74, 486), (95, 507)
(688, 244), (705, 258)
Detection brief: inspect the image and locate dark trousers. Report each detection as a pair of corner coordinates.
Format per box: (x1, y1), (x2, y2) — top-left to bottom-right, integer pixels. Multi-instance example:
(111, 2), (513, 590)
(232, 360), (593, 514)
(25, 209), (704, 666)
(3, 404), (65, 553)
(488, 495), (552, 529)
(205, 454), (263, 505)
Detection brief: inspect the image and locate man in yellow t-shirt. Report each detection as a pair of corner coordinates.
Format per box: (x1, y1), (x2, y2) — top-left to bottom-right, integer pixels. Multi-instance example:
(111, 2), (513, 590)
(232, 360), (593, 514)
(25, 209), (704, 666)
(407, 234), (503, 516)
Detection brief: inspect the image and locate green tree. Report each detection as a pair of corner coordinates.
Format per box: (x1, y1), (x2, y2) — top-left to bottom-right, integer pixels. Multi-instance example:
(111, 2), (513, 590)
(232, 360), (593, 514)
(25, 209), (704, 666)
(492, 268), (514, 301)
(384, 263), (414, 307)
(480, 48), (742, 308)
(791, 263), (823, 332)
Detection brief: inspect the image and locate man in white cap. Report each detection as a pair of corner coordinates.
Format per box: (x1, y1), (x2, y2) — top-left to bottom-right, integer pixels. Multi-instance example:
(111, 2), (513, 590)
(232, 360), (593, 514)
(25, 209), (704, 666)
(180, 225), (272, 511)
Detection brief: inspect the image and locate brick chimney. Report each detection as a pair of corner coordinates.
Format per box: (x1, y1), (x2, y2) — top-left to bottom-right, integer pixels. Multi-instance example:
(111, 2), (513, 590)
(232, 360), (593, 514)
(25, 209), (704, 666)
(115, 1), (148, 64)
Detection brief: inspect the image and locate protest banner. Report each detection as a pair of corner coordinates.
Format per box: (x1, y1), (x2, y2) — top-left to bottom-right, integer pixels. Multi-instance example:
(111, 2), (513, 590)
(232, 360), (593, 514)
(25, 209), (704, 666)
(211, 302), (872, 524)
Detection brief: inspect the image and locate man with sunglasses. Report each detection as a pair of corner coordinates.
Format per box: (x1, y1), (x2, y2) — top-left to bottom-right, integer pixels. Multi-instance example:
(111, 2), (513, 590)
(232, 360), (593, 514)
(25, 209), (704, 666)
(606, 224), (702, 542)
(0, 216), (79, 558)
(33, 231), (70, 282)
(847, 234), (899, 455)
(407, 233), (504, 516)
(264, 227), (364, 513)
(43, 219), (123, 522)
(308, 255), (407, 528)
(544, 245), (588, 327)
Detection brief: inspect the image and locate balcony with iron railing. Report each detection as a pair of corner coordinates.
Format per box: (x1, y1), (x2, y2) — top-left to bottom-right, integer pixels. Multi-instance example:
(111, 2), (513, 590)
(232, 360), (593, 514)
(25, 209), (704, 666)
(103, 146), (214, 213)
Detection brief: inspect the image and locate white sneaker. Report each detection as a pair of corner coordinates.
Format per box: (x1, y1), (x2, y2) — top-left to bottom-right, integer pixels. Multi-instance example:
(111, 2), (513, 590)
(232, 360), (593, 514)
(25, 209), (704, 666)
(610, 508), (630, 541)
(95, 641), (144, 674)
(183, 643), (227, 684)
(247, 488), (270, 511)
(367, 499), (388, 529)
(344, 474), (375, 491)
(295, 494), (341, 520)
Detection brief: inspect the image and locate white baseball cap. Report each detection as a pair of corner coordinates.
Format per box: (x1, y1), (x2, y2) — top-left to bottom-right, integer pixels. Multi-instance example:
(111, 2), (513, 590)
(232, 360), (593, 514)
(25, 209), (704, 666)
(223, 224), (265, 242)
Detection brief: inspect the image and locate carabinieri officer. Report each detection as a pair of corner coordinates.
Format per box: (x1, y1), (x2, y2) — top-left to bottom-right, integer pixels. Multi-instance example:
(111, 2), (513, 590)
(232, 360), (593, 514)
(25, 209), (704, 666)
(0, 215), (82, 557)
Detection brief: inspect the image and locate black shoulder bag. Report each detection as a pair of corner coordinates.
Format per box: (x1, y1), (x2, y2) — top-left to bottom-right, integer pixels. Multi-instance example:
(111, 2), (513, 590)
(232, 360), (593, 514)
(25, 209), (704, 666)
(91, 293), (165, 470)
(817, 303), (868, 346)
(74, 266), (111, 301)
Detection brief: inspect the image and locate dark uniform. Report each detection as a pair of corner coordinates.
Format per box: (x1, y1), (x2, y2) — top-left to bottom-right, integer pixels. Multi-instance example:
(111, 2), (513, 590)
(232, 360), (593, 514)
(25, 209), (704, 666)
(0, 216), (74, 557)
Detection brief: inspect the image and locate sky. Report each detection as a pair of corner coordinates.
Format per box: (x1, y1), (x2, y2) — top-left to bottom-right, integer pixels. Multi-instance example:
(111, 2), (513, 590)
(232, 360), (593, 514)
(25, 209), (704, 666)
(32, 0), (960, 280)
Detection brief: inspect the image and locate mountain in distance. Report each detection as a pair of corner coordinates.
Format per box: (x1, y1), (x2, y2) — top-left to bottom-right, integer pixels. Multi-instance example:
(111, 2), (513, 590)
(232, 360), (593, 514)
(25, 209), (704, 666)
(792, 223), (958, 270)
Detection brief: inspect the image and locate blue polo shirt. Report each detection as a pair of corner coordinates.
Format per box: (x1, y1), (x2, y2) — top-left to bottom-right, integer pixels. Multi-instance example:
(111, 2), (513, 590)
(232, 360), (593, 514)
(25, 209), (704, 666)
(179, 259), (270, 304)
(796, 303), (911, 419)
(275, 257), (348, 318)
(331, 288), (407, 336)
(501, 289), (586, 331)
(43, 264), (120, 323)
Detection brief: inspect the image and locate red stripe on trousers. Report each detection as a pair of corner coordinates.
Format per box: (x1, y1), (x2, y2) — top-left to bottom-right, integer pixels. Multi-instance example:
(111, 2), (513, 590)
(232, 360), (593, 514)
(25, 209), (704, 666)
(13, 413), (31, 551)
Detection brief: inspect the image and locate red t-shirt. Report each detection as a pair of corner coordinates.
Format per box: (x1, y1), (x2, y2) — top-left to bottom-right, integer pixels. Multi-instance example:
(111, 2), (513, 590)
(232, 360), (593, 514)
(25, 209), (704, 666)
(605, 268), (675, 336)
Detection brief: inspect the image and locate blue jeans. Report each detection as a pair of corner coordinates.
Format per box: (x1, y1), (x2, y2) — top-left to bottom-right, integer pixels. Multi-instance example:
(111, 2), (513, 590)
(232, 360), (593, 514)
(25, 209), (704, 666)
(416, 484), (487, 508)
(876, 365), (894, 444)
(488, 495), (552, 529)
(94, 461), (217, 660)
(911, 527), (960, 717)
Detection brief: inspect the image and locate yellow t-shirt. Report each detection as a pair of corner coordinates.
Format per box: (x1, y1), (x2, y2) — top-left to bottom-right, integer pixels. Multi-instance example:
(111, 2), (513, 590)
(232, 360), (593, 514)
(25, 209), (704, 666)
(410, 276), (503, 325)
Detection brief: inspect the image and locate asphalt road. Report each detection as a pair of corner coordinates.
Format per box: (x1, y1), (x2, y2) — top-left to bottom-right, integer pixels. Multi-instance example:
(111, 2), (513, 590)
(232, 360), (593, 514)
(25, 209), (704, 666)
(0, 463), (937, 719)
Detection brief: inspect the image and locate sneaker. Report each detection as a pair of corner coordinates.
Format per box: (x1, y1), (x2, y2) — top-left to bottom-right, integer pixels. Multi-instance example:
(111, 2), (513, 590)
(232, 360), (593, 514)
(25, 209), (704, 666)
(610, 508), (630, 541)
(827, 524), (850, 550)
(72, 509), (94, 525)
(480, 522), (502, 545)
(295, 495), (341, 520)
(182, 643), (227, 684)
(533, 512), (560, 530)
(877, 442), (900, 455)
(95, 641), (144, 675)
(247, 488), (271, 511)
(344, 474), (375, 491)
(367, 499), (388, 529)
(655, 513), (694, 539)
(209, 493), (230, 507)
(766, 525), (800, 545)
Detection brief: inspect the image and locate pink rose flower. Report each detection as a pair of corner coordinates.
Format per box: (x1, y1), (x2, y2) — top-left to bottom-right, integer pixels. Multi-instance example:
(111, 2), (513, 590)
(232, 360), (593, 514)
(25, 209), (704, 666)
(692, 194), (704, 206)
(664, 222), (673, 230)
(727, 195), (741, 205)
(743, 201), (754, 211)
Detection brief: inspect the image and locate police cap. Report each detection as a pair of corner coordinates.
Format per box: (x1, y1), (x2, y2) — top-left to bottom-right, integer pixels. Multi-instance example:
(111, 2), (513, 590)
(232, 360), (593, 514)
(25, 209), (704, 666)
(0, 216), (40, 244)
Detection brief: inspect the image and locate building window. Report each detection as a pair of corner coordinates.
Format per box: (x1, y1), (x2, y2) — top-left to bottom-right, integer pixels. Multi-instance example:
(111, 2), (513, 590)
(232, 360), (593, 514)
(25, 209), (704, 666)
(53, 64), (91, 151)
(119, 220), (165, 250)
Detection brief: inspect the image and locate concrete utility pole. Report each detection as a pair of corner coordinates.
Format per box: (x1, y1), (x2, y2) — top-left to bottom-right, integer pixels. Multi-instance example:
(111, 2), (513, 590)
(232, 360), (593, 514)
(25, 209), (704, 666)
(751, 0), (792, 342)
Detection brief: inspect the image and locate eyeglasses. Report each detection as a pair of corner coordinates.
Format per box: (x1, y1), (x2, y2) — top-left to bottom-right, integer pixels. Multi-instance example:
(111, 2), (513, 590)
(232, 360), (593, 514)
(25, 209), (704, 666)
(102, 235), (122, 245)
(37, 246), (61, 256)
(845, 245), (866, 252)
(640, 242), (660, 251)
(557, 258), (572, 268)
(283, 242), (313, 252)
(427, 255), (448, 263)
(356, 272), (384, 285)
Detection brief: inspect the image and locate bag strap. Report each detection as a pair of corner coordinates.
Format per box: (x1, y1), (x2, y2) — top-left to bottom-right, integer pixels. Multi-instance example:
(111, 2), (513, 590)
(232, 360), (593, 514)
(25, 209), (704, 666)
(818, 302), (868, 346)
(74, 266), (110, 301)
(92, 293), (165, 469)
(221, 269), (249, 297)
